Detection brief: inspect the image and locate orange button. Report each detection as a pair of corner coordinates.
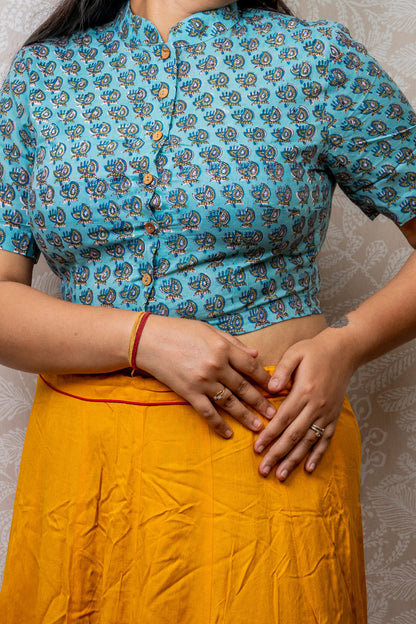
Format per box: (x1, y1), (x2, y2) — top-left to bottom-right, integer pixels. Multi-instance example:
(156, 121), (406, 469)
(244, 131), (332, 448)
(152, 130), (163, 141)
(144, 222), (157, 234)
(142, 273), (153, 286)
(158, 86), (169, 99)
(143, 173), (154, 185)
(161, 47), (171, 60)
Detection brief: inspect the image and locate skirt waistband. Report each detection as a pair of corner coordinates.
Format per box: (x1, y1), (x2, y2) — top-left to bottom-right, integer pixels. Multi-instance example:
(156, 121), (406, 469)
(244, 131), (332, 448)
(39, 366), (285, 407)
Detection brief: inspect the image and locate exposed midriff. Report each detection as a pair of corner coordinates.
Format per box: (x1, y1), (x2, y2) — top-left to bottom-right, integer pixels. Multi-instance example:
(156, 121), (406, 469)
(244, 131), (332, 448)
(239, 313), (328, 366)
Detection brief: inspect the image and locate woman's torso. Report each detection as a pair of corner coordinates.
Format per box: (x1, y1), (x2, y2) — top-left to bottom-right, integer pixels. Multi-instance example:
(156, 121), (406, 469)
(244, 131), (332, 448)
(3, 3), (343, 333)
(1, 1), (412, 351)
(240, 312), (327, 365)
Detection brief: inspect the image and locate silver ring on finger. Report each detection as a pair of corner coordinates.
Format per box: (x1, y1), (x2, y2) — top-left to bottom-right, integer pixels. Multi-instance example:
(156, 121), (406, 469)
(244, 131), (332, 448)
(310, 423), (325, 439)
(212, 386), (227, 402)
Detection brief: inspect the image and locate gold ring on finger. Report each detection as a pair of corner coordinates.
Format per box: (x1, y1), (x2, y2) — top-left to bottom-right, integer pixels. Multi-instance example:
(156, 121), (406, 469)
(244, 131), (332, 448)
(213, 386), (227, 401)
(310, 423), (325, 439)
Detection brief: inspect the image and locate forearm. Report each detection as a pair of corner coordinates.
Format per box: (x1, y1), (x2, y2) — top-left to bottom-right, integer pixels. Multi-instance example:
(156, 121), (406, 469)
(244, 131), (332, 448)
(0, 280), (280, 438)
(0, 281), (137, 373)
(256, 250), (416, 480)
(323, 249), (416, 368)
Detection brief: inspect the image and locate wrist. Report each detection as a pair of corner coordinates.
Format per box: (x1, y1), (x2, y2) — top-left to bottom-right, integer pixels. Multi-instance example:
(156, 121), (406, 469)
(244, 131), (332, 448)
(133, 313), (166, 373)
(318, 322), (367, 373)
(128, 312), (152, 370)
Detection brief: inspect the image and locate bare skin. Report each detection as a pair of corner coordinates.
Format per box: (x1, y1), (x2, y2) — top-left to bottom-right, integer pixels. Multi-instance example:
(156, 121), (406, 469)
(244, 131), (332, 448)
(239, 314), (327, 365)
(1, 0), (416, 484)
(140, 227), (416, 481)
(125, 0), (416, 480)
(2, 217), (416, 482)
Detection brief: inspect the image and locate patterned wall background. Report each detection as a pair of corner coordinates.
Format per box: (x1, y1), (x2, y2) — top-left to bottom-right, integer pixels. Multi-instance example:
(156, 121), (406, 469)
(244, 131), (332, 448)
(0, 1), (415, 622)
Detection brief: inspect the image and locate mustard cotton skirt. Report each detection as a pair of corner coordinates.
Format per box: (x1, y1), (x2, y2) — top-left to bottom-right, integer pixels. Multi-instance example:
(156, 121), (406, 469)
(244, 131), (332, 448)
(0, 370), (367, 623)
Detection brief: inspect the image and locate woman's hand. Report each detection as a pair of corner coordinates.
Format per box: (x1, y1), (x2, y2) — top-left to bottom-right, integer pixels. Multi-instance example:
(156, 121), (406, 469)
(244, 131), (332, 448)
(137, 315), (278, 438)
(254, 328), (358, 481)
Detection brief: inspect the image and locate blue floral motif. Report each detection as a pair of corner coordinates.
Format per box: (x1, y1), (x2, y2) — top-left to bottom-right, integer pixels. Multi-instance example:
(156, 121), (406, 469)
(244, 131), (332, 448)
(0, 1), (415, 333)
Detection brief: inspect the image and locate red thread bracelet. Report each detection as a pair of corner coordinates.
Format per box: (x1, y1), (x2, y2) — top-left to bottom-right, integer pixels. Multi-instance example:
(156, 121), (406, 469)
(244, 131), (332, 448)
(130, 311), (152, 372)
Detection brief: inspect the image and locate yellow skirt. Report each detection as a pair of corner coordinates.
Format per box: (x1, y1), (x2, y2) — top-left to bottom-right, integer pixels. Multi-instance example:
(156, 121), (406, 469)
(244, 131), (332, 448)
(0, 370), (367, 623)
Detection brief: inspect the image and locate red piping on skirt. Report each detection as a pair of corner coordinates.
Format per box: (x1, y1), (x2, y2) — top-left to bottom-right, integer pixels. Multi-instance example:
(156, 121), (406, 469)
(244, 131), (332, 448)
(39, 374), (278, 407)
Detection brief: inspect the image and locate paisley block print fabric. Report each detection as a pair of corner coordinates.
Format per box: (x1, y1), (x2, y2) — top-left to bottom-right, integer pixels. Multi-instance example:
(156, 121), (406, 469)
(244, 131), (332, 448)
(0, 0), (416, 333)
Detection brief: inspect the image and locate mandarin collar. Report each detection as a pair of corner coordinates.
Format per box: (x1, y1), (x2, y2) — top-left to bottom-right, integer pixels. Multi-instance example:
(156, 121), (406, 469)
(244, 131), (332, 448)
(115, 1), (240, 46)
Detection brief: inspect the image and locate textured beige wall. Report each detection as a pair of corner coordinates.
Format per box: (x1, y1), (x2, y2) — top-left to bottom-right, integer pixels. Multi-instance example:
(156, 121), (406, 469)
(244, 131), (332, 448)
(287, 3), (416, 623)
(0, 1), (415, 622)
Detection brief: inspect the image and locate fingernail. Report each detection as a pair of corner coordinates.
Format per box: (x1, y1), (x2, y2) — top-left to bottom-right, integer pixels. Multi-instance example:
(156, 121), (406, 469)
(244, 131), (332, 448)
(253, 418), (263, 430)
(266, 406), (276, 419)
(269, 378), (281, 391)
(261, 465), (271, 476)
(224, 428), (233, 438)
(308, 463), (315, 472)
(279, 469), (288, 481)
(255, 444), (264, 453)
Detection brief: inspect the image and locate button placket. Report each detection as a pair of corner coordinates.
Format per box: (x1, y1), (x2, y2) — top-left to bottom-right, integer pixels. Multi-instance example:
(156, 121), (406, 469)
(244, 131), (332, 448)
(143, 172), (155, 186)
(145, 285), (156, 304)
(154, 44), (172, 151)
(149, 193), (161, 209)
(144, 221), (158, 235)
(152, 130), (163, 141)
(161, 46), (171, 60)
(150, 44), (180, 196)
(141, 42), (180, 301)
(142, 272), (153, 286)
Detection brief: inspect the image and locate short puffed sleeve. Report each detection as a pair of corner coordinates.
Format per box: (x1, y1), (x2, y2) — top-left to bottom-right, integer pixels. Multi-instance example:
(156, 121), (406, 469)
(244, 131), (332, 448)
(0, 48), (39, 260)
(322, 24), (416, 226)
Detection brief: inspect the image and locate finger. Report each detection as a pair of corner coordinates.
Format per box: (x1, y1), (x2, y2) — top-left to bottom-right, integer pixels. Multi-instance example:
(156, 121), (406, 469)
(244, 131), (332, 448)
(258, 410), (316, 476)
(190, 395), (234, 439)
(228, 346), (271, 391)
(211, 386), (265, 432)
(220, 370), (277, 420)
(254, 394), (307, 453)
(273, 427), (328, 480)
(258, 401), (328, 473)
(268, 347), (302, 393)
(304, 424), (336, 473)
(259, 418), (336, 479)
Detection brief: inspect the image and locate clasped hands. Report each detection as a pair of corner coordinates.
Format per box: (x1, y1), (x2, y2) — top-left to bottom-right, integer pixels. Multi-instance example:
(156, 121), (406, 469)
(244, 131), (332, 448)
(138, 317), (355, 482)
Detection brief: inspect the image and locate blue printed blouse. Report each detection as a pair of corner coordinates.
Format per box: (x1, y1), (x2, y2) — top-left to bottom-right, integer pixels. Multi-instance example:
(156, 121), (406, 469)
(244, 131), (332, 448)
(0, 1), (415, 333)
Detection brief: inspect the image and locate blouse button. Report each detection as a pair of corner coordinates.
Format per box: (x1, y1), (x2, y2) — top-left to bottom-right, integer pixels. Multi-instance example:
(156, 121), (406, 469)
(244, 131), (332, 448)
(142, 273), (153, 286)
(152, 130), (163, 141)
(161, 47), (171, 60)
(143, 173), (154, 185)
(144, 222), (157, 235)
(158, 86), (169, 99)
